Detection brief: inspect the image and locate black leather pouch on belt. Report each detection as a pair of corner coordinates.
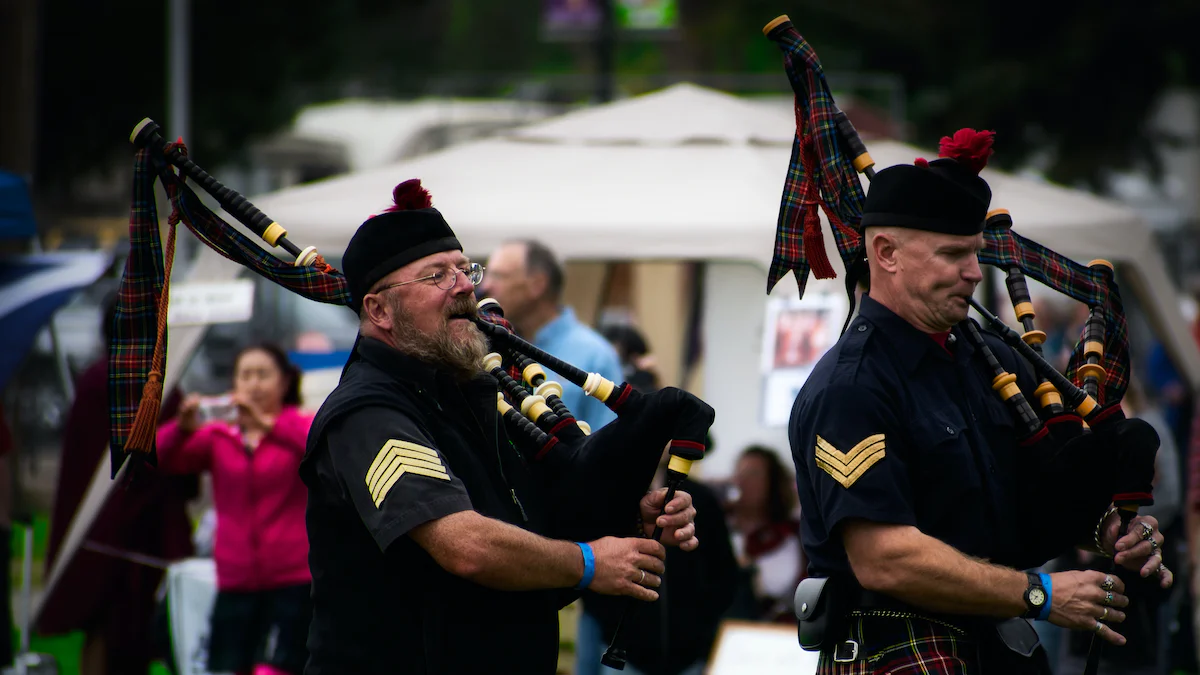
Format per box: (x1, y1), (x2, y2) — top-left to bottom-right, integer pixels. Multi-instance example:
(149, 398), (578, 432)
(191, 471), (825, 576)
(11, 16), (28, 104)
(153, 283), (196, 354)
(793, 577), (850, 651)
(993, 618), (1041, 658)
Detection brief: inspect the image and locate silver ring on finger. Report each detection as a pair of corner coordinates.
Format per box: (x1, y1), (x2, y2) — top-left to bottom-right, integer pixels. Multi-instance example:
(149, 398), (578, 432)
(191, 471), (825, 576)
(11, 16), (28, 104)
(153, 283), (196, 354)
(1139, 521), (1154, 540)
(1101, 575), (1114, 591)
(638, 569), (646, 585)
(1159, 562), (1169, 575)
(1103, 592), (1113, 606)
(1094, 620), (1104, 634)
(1100, 606), (1109, 621)
(1150, 538), (1160, 554)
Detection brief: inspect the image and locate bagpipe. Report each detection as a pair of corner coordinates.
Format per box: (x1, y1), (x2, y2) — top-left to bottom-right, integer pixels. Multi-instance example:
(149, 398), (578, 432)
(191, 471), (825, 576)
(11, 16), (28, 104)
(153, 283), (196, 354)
(471, 299), (712, 668)
(762, 14), (1160, 671)
(113, 118), (714, 671)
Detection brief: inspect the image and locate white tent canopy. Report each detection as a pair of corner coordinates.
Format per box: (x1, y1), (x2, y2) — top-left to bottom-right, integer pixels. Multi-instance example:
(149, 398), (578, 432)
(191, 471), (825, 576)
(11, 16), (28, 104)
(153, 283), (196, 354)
(247, 82), (1199, 388)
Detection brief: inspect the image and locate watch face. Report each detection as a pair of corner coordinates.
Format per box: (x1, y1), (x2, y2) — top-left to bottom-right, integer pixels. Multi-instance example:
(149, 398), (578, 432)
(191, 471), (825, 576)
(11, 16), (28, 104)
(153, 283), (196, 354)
(1029, 588), (1046, 606)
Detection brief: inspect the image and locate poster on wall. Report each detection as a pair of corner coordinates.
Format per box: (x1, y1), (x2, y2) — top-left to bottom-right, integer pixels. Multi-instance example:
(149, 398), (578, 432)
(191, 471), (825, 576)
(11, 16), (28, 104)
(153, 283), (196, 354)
(759, 292), (845, 427)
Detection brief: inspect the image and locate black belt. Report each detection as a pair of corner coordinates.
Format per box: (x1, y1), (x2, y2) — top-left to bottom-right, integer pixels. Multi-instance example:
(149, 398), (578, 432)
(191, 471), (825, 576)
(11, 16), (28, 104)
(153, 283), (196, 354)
(851, 589), (975, 633)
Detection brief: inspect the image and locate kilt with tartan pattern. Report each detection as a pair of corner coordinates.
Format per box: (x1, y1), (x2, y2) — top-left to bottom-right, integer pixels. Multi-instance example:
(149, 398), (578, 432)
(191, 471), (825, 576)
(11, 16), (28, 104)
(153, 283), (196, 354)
(817, 611), (1053, 675)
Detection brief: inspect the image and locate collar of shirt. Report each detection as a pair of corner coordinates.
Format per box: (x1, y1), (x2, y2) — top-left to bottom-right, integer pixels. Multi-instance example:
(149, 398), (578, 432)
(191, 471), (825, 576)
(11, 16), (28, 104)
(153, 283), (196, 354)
(356, 335), (496, 398)
(857, 295), (974, 372)
(534, 306), (576, 346)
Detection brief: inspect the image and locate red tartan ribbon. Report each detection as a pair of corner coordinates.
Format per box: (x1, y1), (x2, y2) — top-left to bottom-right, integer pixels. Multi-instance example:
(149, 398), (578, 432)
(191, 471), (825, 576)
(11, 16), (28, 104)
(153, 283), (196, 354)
(766, 20), (866, 298)
(796, 134), (839, 280)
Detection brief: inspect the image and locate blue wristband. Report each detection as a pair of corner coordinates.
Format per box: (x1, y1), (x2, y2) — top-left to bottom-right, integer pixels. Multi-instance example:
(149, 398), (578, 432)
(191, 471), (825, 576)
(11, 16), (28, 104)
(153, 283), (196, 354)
(575, 542), (595, 590)
(1037, 573), (1052, 621)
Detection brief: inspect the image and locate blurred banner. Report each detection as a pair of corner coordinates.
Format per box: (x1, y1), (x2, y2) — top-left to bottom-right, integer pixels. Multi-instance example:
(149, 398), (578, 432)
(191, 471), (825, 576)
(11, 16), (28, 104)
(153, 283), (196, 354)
(289, 348), (351, 412)
(167, 280), (256, 327)
(758, 292), (844, 427)
(542, 0), (678, 38)
(708, 619), (817, 674)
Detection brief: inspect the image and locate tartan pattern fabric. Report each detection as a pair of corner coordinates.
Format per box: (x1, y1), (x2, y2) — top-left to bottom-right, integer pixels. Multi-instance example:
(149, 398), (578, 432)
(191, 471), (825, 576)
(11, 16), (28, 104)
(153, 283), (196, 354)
(818, 613), (1051, 675)
(109, 146), (353, 475)
(165, 170), (352, 307)
(982, 221), (1129, 407)
(766, 20), (866, 297)
(108, 148), (171, 475)
(818, 613), (974, 675)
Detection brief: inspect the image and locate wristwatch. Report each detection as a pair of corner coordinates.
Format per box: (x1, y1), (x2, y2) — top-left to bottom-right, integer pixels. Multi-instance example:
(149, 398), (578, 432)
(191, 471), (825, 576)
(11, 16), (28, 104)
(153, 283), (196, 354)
(1022, 572), (1047, 620)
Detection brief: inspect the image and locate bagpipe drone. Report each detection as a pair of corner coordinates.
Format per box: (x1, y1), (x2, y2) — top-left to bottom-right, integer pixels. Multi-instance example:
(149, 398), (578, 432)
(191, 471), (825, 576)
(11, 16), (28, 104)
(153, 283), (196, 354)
(761, 14), (1160, 672)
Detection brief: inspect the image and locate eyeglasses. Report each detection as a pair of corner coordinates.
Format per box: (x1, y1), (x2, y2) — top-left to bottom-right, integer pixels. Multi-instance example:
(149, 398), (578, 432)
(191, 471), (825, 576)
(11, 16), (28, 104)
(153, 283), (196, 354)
(375, 262), (485, 293)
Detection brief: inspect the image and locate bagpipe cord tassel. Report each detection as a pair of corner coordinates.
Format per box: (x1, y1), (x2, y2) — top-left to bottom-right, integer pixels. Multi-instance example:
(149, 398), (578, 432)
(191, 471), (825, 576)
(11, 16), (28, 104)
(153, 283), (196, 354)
(125, 198), (180, 454)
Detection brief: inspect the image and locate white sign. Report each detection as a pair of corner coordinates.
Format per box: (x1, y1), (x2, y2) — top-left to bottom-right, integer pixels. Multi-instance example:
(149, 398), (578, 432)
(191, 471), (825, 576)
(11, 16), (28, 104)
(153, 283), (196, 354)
(167, 558), (233, 675)
(759, 292), (845, 427)
(706, 620), (818, 675)
(167, 280), (255, 327)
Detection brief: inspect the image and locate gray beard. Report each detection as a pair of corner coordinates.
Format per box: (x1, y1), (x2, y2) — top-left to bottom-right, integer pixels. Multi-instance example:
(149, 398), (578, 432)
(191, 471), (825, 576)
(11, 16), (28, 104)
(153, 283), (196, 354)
(388, 301), (488, 381)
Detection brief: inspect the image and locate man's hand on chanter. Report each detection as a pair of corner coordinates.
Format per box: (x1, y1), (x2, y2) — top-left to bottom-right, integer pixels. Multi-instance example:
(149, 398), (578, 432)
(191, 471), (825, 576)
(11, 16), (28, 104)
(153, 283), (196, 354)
(1099, 512), (1174, 589)
(1048, 570), (1129, 647)
(639, 488), (698, 551)
(587, 537), (666, 602)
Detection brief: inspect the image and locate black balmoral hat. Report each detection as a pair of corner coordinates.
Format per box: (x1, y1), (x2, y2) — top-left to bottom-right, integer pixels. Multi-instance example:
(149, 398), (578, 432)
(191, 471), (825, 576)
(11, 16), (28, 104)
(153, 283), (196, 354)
(343, 179), (462, 313)
(860, 128), (996, 236)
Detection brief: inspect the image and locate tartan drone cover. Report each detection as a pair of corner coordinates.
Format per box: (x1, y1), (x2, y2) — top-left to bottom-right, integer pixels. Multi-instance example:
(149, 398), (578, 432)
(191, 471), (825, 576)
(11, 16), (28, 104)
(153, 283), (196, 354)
(108, 148), (172, 476)
(765, 19), (866, 298)
(763, 18), (1130, 409)
(109, 144), (352, 476)
(982, 222), (1129, 408)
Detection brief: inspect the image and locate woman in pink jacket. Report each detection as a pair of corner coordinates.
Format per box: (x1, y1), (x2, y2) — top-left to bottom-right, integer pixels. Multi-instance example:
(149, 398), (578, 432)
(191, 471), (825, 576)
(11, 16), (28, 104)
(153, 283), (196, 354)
(157, 342), (313, 675)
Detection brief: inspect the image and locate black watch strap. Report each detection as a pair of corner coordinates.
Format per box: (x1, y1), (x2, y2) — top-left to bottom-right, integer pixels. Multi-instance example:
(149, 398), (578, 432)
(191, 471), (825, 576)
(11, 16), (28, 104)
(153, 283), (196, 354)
(1021, 571), (1045, 620)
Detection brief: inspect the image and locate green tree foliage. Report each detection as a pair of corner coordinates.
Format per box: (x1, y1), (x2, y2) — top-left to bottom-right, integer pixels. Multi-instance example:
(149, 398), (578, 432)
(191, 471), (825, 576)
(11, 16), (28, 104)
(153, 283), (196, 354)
(34, 0), (1200, 191)
(35, 0), (360, 190)
(729, 0), (1200, 187)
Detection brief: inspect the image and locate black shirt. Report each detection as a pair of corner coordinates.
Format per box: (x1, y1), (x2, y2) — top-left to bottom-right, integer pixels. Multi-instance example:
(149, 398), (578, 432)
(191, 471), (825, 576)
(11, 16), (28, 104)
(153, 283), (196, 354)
(299, 337), (565, 675)
(789, 295), (1049, 580)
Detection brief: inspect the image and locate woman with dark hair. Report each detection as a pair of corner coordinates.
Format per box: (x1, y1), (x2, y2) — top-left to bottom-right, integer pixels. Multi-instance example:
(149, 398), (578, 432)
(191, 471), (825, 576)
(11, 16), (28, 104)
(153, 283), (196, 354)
(728, 445), (804, 622)
(156, 342), (313, 675)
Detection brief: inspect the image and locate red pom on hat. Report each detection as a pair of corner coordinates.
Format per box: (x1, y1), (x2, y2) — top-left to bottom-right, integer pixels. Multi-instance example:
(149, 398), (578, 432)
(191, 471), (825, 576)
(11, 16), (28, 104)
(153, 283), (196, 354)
(937, 129), (995, 175)
(913, 157), (929, 168)
(383, 178), (433, 212)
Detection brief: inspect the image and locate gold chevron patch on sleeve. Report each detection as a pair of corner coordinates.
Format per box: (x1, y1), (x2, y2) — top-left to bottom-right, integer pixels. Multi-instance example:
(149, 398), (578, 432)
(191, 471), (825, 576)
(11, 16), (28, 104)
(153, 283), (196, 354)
(366, 439), (450, 508)
(814, 434), (886, 489)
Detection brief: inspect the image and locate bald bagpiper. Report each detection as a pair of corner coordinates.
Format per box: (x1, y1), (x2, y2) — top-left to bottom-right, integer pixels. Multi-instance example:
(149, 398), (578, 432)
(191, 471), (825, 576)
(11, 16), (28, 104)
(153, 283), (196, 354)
(786, 130), (1173, 674)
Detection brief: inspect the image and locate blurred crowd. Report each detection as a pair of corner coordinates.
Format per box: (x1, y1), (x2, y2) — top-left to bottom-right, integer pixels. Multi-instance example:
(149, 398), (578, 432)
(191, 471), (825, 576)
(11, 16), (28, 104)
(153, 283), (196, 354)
(16, 241), (1200, 675)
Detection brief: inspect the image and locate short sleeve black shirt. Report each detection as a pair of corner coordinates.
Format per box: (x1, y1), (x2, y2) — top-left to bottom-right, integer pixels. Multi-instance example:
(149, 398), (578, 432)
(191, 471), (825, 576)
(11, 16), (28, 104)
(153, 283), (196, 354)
(299, 338), (562, 675)
(789, 295), (1041, 579)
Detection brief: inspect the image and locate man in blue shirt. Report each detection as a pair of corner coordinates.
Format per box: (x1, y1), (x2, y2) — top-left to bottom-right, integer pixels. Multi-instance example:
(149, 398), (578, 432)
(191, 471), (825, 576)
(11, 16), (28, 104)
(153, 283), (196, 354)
(481, 240), (622, 430)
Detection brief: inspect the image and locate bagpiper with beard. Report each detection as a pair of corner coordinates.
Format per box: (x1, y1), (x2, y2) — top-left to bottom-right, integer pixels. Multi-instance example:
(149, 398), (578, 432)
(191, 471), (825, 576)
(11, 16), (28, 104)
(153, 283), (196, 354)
(298, 180), (700, 675)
